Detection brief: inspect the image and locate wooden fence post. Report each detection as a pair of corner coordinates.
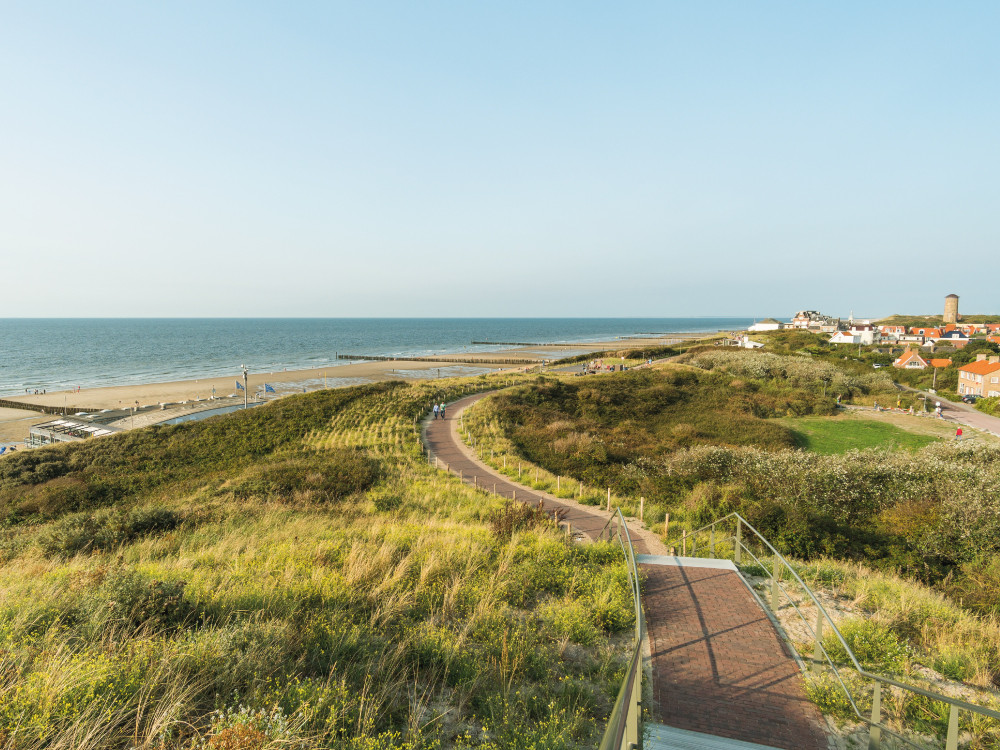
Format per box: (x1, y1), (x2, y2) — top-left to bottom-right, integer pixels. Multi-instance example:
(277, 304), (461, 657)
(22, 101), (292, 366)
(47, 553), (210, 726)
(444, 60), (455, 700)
(639, 497), (645, 522)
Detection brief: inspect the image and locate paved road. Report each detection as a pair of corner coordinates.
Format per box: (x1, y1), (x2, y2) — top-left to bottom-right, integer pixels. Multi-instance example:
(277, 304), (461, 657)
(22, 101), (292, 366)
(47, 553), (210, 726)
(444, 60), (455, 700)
(423, 391), (829, 749)
(900, 386), (1000, 437)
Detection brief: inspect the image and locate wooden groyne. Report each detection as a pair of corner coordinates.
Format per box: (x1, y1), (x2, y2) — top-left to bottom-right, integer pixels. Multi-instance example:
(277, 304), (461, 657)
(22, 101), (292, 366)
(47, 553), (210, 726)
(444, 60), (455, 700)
(337, 354), (540, 366)
(0, 398), (97, 415)
(469, 341), (585, 347)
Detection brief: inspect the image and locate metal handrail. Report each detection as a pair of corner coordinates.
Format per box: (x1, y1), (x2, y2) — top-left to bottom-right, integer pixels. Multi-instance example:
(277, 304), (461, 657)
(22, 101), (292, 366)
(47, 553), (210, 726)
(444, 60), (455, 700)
(680, 512), (1000, 750)
(597, 509), (645, 750)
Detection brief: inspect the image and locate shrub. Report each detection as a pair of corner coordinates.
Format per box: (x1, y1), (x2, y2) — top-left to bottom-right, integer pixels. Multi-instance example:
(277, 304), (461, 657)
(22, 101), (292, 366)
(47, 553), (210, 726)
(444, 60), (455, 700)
(96, 569), (194, 631)
(367, 487), (402, 512)
(37, 506), (183, 557)
(824, 618), (912, 675)
(233, 450), (380, 503)
(489, 501), (550, 540)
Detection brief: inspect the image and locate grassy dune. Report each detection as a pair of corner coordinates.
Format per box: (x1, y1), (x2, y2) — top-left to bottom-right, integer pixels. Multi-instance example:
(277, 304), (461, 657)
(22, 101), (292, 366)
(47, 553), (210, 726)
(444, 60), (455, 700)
(0, 377), (633, 750)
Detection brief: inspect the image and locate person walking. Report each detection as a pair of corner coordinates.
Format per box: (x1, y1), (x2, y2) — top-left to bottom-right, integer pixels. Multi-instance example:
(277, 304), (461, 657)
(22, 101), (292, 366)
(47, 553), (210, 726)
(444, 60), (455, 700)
(440, 402), (446, 419)
(433, 403), (439, 420)
(956, 427), (963, 441)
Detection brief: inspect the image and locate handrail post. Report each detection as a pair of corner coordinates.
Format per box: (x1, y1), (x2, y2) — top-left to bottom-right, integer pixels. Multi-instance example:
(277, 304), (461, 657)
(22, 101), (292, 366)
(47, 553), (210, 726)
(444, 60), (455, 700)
(734, 518), (742, 564)
(868, 681), (881, 750)
(813, 610), (824, 674)
(945, 704), (959, 750)
(771, 559), (781, 611)
(709, 527), (715, 558)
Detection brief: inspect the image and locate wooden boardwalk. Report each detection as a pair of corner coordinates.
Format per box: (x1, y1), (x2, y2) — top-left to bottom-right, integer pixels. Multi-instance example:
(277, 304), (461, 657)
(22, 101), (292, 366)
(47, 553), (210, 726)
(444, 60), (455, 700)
(423, 392), (830, 749)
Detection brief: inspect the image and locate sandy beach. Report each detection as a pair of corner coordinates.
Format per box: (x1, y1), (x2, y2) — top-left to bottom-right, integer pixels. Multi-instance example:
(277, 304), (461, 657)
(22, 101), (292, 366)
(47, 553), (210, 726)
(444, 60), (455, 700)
(0, 333), (710, 445)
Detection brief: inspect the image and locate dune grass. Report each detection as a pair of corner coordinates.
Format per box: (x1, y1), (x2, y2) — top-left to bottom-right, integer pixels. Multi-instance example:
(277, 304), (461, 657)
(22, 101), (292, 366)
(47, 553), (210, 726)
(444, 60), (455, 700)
(0, 375), (634, 749)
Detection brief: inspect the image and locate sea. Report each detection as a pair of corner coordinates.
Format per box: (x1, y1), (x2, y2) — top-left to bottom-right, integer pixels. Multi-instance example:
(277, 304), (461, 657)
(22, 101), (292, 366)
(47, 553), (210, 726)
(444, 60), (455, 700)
(0, 318), (754, 395)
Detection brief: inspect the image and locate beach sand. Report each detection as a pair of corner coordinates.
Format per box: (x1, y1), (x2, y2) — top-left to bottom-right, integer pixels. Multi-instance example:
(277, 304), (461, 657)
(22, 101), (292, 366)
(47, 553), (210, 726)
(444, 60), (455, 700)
(0, 408), (50, 444)
(0, 332), (713, 443)
(6, 360), (487, 413)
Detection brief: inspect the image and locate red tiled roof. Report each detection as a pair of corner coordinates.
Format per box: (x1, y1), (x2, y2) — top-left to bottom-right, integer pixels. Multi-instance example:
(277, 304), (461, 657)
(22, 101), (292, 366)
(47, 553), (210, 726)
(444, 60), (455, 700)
(958, 360), (1000, 375)
(928, 359), (952, 368)
(894, 350), (927, 367)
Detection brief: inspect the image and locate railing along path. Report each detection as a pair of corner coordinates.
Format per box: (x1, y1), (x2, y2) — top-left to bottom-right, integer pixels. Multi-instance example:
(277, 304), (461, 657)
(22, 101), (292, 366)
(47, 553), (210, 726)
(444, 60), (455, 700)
(681, 512), (1000, 750)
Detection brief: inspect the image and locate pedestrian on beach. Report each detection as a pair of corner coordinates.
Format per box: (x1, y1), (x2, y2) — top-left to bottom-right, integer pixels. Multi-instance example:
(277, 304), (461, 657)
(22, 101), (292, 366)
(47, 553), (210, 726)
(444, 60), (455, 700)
(440, 402), (446, 419)
(433, 403), (439, 419)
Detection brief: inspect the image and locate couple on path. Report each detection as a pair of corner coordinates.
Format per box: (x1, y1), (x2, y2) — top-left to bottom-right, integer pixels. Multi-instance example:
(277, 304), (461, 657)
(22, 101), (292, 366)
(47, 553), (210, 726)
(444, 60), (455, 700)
(432, 402), (447, 420)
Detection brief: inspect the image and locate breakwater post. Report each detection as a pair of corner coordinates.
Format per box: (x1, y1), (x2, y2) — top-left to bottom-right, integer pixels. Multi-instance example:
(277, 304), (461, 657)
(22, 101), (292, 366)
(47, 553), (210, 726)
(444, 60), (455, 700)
(337, 353), (539, 366)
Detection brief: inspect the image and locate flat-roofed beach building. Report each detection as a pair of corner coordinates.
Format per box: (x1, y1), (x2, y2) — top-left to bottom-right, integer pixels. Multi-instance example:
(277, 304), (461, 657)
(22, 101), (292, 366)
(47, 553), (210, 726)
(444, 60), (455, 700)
(27, 418), (122, 448)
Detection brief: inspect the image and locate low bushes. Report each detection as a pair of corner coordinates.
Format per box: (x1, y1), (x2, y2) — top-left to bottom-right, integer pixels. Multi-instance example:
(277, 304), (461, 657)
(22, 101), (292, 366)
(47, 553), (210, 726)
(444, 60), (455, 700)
(232, 450), (381, 504)
(38, 505), (184, 557)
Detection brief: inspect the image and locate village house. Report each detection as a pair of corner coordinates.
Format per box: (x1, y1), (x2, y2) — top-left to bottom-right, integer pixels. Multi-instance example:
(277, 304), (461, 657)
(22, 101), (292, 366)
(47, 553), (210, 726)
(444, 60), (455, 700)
(829, 331), (859, 344)
(936, 330), (969, 348)
(893, 350), (929, 370)
(790, 310), (839, 330)
(957, 355), (1000, 397)
(848, 323), (876, 345)
(878, 325), (907, 340)
(911, 326), (943, 338)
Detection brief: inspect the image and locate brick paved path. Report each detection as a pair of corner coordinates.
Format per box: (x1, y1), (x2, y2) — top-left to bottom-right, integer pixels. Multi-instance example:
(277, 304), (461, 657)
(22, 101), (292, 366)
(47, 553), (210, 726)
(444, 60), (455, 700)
(423, 392), (667, 554)
(643, 562), (829, 749)
(425, 392), (829, 749)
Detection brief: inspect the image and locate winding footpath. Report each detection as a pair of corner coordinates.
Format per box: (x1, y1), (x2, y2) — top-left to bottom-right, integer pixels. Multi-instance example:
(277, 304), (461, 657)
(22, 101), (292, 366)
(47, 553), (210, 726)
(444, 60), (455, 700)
(423, 392), (831, 750)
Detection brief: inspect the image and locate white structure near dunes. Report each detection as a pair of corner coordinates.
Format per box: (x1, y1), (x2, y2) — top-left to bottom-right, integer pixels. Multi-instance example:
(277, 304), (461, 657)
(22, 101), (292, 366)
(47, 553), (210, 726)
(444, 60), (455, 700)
(748, 318), (784, 332)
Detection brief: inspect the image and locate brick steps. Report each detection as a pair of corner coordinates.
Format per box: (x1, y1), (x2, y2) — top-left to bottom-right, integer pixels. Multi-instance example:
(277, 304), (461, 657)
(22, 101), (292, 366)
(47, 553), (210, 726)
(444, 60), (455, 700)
(646, 723), (784, 750)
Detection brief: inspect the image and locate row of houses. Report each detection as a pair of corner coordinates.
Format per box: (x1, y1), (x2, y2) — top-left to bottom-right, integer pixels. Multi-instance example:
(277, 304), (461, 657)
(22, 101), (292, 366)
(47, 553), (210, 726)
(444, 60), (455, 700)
(891, 351), (1000, 397)
(750, 313), (1000, 349)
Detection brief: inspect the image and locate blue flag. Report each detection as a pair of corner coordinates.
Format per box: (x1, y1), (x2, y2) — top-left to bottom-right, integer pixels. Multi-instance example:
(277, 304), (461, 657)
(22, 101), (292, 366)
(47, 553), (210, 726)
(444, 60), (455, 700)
(264, 383), (275, 393)
(236, 380), (245, 391)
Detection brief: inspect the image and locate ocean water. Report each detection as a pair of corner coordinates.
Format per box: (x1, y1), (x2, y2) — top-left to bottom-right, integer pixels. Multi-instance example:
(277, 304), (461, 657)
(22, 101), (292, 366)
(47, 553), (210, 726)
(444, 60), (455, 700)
(0, 318), (753, 394)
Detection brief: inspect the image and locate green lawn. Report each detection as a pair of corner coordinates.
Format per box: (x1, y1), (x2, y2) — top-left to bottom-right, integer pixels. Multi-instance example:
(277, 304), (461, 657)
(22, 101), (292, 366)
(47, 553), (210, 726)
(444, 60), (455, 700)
(779, 415), (941, 454)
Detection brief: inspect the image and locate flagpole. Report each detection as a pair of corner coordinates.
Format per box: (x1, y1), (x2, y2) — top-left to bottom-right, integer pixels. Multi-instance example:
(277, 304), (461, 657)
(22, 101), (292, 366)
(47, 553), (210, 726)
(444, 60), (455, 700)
(242, 364), (248, 410)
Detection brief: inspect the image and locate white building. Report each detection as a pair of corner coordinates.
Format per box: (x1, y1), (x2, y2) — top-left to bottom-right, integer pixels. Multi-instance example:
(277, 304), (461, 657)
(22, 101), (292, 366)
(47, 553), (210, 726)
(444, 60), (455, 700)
(829, 331), (859, 344)
(748, 318), (783, 332)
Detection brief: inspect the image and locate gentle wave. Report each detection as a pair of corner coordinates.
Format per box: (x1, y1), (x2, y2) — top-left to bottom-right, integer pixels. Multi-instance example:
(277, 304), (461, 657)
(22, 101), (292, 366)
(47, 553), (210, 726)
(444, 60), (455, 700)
(0, 318), (754, 394)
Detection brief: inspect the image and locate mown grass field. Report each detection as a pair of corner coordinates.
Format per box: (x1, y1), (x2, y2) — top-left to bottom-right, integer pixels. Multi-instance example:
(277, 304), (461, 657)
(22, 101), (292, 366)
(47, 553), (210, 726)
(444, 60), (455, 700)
(778, 414), (941, 454)
(0, 376), (634, 750)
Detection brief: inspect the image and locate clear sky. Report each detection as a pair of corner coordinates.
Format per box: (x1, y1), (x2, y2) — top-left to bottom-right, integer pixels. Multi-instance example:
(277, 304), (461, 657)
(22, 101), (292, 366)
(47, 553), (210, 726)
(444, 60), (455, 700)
(2, 2), (997, 318)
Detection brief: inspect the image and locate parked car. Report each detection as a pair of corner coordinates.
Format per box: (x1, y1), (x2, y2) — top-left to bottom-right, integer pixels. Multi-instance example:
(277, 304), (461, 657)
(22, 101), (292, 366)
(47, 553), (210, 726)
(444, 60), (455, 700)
(962, 394), (980, 403)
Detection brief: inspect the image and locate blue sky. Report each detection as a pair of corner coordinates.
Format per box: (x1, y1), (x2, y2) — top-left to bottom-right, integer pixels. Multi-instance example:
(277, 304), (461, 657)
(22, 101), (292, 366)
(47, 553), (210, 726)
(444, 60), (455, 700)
(2, 2), (997, 318)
